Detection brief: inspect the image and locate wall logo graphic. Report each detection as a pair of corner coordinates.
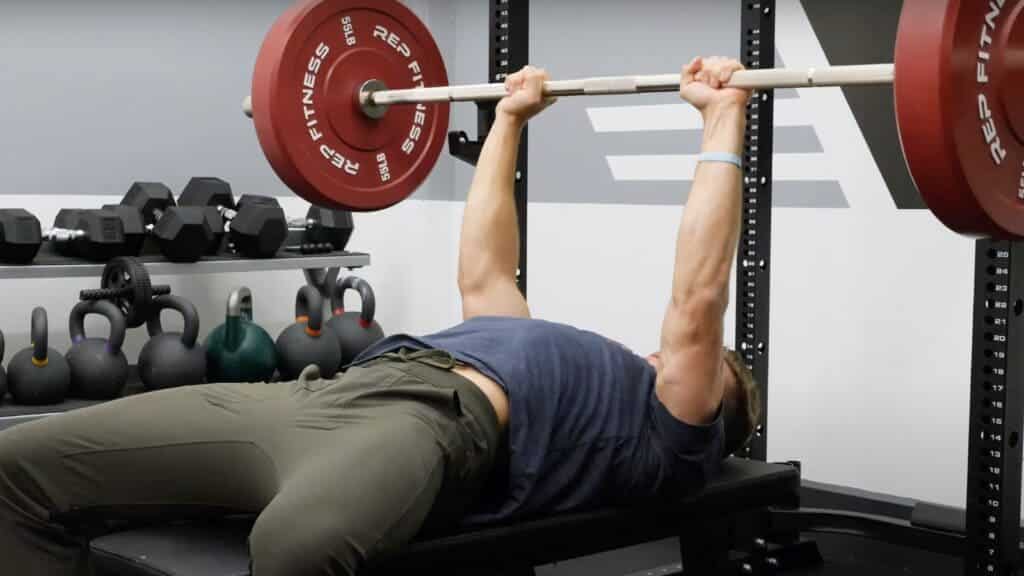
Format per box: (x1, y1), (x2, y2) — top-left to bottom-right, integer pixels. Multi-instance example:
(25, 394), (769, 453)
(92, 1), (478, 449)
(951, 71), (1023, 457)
(586, 0), (895, 210)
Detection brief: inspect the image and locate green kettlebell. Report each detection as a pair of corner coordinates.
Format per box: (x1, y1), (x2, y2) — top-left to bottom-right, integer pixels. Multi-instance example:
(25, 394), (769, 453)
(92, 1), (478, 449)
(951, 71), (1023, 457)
(206, 287), (278, 382)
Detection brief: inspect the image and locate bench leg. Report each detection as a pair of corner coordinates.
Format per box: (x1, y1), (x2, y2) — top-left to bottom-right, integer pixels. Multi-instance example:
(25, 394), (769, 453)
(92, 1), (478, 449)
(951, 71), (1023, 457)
(679, 516), (733, 575)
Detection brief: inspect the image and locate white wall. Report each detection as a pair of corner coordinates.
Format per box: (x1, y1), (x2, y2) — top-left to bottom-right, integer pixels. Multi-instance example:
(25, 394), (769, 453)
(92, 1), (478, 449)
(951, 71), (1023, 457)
(0, 0), (985, 515)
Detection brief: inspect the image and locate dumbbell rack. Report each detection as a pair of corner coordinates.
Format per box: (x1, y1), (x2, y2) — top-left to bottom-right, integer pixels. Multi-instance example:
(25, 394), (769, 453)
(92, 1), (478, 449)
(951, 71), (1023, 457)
(0, 244), (369, 280)
(0, 246), (370, 432)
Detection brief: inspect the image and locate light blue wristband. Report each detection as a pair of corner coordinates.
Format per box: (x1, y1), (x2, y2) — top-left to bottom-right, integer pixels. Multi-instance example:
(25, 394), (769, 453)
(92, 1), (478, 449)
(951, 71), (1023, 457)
(697, 151), (743, 169)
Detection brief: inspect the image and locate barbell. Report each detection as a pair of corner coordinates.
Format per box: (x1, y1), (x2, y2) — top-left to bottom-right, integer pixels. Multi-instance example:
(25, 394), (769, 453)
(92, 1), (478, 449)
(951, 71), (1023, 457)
(245, 0), (1024, 239)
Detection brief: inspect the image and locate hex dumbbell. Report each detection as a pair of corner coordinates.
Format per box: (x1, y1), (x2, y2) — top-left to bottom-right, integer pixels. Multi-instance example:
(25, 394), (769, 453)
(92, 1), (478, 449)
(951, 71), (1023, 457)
(0, 209), (128, 263)
(120, 182), (222, 263)
(178, 177), (287, 258)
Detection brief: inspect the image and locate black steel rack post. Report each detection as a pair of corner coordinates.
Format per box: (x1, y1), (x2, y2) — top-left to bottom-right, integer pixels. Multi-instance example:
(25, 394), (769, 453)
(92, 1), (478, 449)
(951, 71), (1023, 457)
(736, 0), (775, 461)
(965, 240), (1024, 576)
(449, 0), (530, 296)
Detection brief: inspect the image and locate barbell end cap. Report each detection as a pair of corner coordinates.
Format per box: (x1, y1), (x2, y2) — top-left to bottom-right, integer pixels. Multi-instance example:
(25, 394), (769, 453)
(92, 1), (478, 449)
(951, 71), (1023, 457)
(242, 96), (253, 119)
(358, 79), (391, 120)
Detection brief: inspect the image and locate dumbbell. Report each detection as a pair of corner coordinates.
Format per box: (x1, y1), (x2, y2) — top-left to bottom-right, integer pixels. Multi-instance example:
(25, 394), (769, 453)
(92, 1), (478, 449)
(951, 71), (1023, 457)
(178, 177), (287, 258)
(0, 209), (44, 264)
(47, 209), (129, 261)
(0, 209), (128, 263)
(120, 182), (222, 263)
(246, 196), (354, 252)
(289, 205), (354, 252)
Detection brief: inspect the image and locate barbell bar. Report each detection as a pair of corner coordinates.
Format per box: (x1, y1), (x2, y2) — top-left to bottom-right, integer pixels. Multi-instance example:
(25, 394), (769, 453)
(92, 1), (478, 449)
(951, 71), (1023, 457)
(360, 64), (896, 107)
(241, 64), (896, 119)
(245, 0), (1024, 239)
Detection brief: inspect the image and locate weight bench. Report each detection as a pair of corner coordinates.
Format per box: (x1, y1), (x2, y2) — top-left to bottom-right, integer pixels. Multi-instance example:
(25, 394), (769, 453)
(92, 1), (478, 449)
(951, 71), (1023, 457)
(88, 458), (798, 576)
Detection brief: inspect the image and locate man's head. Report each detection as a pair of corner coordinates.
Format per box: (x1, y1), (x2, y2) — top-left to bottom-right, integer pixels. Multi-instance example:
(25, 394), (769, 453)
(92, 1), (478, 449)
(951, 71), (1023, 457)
(721, 349), (761, 457)
(645, 348), (761, 456)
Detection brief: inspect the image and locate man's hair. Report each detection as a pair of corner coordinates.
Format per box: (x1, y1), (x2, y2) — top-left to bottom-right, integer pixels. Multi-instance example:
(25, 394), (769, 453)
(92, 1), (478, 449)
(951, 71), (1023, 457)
(721, 349), (762, 457)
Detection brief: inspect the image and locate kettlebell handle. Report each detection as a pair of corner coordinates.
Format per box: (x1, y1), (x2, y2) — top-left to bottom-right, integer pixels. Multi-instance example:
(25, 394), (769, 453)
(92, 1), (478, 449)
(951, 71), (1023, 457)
(30, 307), (49, 364)
(146, 295), (201, 348)
(227, 287), (254, 322)
(69, 300), (127, 354)
(295, 285), (325, 334)
(331, 276), (377, 327)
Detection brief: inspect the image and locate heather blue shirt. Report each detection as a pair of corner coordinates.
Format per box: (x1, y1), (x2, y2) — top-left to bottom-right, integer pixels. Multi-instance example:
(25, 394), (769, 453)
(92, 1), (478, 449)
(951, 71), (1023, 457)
(355, 316), (724, 523)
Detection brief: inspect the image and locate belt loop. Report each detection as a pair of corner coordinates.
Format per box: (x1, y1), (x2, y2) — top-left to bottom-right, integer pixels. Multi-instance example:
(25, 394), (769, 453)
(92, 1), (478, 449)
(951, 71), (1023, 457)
(406, 349), (457, 370)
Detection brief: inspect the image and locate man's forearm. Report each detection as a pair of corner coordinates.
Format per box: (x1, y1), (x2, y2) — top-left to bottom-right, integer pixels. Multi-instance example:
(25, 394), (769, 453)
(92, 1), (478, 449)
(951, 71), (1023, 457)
(458, 114), (523, 292)
(664, 104), (746, 341)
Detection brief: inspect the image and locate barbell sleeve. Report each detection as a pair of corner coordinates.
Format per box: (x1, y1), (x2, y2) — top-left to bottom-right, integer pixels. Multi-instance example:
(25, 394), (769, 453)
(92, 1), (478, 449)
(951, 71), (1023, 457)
(365, 63), (896, 106)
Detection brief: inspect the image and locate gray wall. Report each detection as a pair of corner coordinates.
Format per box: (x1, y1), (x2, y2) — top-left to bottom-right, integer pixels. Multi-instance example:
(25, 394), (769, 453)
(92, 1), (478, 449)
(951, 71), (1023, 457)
(0, 0), (454, 200)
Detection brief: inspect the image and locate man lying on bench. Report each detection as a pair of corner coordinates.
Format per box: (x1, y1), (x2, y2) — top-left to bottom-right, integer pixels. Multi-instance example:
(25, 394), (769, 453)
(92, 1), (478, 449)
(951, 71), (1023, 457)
(0, 57), (760, 576)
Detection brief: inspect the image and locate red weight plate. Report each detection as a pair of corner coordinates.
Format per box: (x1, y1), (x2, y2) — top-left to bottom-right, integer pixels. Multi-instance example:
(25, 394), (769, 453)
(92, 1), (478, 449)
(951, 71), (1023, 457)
(252, 0), (450, 211)
(896, 0), (1024, 239)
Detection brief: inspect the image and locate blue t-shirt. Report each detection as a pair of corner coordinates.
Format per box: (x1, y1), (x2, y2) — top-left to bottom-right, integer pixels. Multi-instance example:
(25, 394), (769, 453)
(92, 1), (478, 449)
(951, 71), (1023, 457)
(355, 316), (724, 523)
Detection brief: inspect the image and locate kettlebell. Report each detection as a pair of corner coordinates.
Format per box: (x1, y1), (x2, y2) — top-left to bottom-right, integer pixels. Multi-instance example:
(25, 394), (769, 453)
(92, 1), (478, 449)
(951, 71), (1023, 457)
(138, 295), (207, 391)
(67, 300), (130, 400)
(205, 287), (277, 383)
(7, 307), (70, 405)
(0, 330), (7, 403)
(327, 276), (386, 366)
(276, 286), (341, 380)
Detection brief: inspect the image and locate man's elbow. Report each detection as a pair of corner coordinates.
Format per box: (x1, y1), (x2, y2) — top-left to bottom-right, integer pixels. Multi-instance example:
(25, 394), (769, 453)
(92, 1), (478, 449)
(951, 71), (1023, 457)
(669, 289), (729, 331)
(458, 269), (494, 300)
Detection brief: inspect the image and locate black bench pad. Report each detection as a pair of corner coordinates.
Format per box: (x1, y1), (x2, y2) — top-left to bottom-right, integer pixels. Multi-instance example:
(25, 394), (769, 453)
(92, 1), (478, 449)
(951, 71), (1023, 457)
(89, 459), (799, 576)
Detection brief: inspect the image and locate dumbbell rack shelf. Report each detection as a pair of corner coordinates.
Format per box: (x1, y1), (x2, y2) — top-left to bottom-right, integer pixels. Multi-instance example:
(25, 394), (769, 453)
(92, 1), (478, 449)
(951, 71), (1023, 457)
(0, 248), (370, 279)
(0, 248), (371, 431)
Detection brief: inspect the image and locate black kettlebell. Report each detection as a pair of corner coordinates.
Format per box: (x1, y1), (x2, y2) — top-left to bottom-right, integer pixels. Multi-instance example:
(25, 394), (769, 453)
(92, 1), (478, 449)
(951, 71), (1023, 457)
(0, 330), (7, 403)
(67, 300), (129, 400)
(7, 307), (70, 405)
(276, 286), (341, 380)
(327, 276), (385, 366)
(138, 295), (207, 391)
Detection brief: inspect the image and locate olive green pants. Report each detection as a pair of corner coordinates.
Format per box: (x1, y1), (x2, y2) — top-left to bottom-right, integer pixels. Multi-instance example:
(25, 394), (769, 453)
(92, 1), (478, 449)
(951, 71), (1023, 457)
(0, 349), (501, 576)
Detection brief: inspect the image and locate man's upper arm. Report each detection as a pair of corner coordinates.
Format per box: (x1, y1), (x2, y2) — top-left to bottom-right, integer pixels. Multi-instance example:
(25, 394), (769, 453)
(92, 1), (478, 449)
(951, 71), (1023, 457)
(461, 279), (531, 320)
(655, 297), (725, 427)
